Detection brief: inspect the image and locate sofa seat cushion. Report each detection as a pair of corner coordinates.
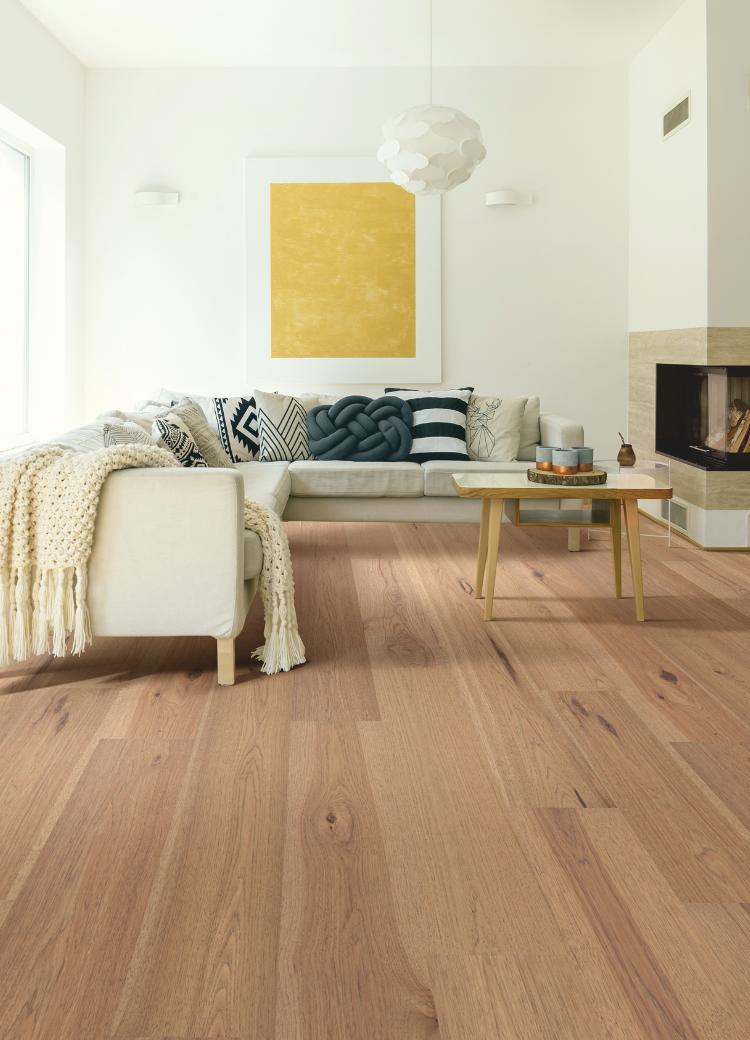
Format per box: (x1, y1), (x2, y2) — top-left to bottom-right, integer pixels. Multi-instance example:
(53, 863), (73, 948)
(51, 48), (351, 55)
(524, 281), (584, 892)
(235, 461), (291, 516)
(423, 459), (530, 497)
(244, 531), (263, 580)
(288, 460), (423, 497)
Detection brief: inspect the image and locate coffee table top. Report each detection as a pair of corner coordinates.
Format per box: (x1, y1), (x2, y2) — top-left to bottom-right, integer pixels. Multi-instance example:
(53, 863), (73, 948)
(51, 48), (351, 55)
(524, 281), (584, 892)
(452, 471), (673, 500)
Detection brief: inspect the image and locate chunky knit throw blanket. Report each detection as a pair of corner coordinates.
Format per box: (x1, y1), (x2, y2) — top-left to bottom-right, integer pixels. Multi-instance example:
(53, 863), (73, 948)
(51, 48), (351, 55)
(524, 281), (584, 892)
(0, 444), (305, 675)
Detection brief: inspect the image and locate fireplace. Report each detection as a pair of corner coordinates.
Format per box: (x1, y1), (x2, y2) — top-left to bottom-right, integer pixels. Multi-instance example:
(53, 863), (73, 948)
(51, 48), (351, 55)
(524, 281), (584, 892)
(656, 364), (750, 470)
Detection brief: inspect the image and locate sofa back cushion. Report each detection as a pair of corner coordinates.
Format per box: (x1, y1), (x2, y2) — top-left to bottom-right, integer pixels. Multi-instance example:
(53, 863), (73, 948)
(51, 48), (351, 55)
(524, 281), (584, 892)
(518, 396), (541, 460)
(384, 387), (472, 463)
(307, 396), (413, 461)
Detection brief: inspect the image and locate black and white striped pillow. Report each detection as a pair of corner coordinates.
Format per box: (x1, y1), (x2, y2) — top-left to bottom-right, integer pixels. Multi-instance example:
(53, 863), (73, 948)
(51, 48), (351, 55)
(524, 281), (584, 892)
(385, 387), (473, 462)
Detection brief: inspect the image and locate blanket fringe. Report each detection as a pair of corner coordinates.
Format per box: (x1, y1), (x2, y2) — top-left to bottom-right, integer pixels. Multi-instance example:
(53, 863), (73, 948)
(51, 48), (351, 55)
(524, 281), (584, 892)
(0, 570), (10, 666)
(71, 565), (92, 656)
(251, 621), (307, 675)
(12, 566), (32, 662)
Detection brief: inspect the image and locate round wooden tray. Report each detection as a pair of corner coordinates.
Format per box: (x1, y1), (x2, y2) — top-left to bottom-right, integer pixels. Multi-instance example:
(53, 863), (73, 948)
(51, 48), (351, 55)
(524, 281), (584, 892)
(527, 467), (608, 486)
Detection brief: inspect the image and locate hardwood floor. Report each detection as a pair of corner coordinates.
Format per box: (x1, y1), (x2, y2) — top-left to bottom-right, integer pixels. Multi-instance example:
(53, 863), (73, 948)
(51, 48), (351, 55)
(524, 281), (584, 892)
(0, 518), (749, 1039)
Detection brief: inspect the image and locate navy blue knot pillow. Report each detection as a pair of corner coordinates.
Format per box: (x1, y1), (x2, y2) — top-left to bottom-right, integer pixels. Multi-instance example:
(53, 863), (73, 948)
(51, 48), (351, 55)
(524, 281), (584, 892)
(307, 396), (413, 461)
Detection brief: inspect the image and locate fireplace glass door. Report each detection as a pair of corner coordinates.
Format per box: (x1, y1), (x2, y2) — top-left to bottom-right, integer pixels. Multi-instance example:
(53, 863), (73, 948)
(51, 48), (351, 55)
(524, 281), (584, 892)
(655, 364), (750, 470)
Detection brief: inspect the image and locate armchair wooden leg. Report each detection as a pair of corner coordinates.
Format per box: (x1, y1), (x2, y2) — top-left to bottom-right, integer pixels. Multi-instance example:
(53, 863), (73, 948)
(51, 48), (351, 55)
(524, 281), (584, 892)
(568, 528), (581, 552)
(217, 638), (236, 686)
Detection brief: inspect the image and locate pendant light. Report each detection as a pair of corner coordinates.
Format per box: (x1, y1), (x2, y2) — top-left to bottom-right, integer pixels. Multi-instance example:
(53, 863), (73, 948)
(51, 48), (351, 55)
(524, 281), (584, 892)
(377, 0), (486, 195)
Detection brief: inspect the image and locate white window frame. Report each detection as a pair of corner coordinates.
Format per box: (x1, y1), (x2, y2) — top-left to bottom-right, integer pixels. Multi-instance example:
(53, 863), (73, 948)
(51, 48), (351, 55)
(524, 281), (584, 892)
(0, 135), (32, 452)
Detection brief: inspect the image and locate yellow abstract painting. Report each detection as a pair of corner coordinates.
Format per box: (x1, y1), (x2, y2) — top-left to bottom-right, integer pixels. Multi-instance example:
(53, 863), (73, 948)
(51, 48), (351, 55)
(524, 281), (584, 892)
(270, 182), (416, 359)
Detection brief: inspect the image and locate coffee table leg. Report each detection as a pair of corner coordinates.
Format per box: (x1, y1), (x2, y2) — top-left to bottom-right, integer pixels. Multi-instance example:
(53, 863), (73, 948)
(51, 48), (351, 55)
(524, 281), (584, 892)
(623, 499), (645, 621)
(611, 500), (622, 598)
(475, 499), (491, 598)
(484, 500), (502, 621)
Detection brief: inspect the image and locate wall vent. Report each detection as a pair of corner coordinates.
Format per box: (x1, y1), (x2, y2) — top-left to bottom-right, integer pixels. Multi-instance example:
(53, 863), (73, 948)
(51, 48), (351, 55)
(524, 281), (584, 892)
(662, 499), (688, 531)
(663, 96), (690, 140)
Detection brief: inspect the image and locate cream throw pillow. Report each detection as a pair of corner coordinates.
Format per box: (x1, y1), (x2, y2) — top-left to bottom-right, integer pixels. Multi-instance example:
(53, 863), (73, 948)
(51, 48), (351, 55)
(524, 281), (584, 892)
(466, 395), (527, 461)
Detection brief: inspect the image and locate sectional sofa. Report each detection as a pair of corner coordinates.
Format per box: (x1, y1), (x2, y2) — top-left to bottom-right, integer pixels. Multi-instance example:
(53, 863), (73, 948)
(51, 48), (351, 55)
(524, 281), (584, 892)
(85, 406), (582, 684)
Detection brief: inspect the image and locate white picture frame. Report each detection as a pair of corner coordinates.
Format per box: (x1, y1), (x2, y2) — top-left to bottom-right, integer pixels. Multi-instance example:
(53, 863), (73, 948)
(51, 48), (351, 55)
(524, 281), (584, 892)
(245, 157), (442, 385)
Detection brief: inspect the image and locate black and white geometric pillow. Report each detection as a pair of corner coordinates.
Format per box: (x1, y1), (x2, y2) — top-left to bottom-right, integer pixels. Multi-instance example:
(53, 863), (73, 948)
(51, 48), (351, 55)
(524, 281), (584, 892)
(153, 417), (208, 468)
(254, 389), (311, 462)
(213, 397), (259, 462)
(384, 387), (474, 462)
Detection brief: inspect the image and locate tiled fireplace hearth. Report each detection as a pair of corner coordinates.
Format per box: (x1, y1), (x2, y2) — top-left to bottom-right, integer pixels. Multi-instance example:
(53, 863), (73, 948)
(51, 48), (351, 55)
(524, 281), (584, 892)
(629, 329), (750, 548)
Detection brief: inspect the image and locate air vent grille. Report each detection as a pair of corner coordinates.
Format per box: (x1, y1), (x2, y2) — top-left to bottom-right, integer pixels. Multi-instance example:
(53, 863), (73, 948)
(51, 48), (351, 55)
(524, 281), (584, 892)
(663, 96), (690, 139)
(662, 499), (688, 531)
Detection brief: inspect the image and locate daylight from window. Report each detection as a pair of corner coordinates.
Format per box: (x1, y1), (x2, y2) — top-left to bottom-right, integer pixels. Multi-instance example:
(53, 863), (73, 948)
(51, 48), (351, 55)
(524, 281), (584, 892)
(0, 138), (29, 449)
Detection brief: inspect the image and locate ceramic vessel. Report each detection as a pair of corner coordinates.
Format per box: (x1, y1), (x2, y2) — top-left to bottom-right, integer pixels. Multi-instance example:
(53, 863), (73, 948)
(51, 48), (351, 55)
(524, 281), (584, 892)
(617, 443), (636, 467)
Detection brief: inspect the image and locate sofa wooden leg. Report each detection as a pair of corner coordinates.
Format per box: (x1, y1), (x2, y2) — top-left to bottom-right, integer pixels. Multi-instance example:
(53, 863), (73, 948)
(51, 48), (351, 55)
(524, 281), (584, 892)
(216, 638), (236, 686)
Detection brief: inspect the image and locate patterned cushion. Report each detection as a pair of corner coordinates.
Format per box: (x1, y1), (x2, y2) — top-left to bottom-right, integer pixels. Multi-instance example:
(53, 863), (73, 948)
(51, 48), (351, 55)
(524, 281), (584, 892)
(168, 399), (233, 468)
(103, 420), (153, 448)
(153, 417), (208, 468)
(307, 396), (413, 461)
(466, 395), (527, 461)
(254, 389), (311, 462)
(156, 389), (259, 462)
(384, 387), (473, 462)
(213, 397), (259, 462)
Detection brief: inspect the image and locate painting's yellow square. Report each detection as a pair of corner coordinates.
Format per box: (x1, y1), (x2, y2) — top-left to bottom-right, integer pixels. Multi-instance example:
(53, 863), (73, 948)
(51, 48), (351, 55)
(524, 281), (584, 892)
(270, 182), (416, 359)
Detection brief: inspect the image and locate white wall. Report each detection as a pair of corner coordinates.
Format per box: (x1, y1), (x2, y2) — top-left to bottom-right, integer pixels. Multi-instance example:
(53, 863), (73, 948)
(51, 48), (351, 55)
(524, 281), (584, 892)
(629, 0), (708, 332)
(84, 65), (628, 454)
(0, 0), (85, 431)
(707, 0), (750, 326)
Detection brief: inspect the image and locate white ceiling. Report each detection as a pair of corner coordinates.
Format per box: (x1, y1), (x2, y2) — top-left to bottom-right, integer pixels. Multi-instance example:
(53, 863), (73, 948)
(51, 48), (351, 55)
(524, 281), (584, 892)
(18, 0), (685, 69)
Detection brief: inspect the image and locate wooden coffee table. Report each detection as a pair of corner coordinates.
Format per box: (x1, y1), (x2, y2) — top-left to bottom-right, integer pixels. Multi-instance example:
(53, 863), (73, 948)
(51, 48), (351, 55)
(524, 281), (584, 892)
(452, 472), (673, 622)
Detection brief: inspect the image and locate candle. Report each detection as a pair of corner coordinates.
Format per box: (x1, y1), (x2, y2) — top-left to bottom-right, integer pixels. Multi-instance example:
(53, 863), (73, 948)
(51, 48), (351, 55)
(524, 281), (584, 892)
(536, 446), (554, 471)
(576, 446), (594, 472)
(552, 449), (579, 475)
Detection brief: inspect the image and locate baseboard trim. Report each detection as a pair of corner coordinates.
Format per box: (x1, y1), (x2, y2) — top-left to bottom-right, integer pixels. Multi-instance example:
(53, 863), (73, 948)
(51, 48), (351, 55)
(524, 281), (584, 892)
(638, 508), (750, 551)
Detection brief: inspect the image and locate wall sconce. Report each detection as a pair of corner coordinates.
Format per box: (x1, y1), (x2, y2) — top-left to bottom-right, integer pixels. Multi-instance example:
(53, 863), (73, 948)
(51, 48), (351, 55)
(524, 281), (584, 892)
(134, 191), (180, 206)
(485, 189), (533, 207)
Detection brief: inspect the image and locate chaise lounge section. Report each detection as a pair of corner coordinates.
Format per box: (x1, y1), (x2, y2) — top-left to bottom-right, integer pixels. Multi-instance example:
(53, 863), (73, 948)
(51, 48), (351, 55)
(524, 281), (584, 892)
(86, 409), (582, 684)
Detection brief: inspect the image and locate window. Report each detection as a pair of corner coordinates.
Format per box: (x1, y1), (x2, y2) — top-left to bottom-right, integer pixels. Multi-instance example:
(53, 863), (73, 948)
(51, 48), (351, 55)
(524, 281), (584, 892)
(0, 137), (30, 449)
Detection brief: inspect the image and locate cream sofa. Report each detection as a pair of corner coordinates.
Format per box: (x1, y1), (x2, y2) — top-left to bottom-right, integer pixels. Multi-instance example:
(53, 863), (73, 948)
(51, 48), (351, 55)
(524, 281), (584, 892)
(86, 411), (582, 684)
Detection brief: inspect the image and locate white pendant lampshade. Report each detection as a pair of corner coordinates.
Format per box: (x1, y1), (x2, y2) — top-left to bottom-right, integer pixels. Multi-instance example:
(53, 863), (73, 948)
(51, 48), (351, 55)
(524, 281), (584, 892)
(377, 104), (486, 195)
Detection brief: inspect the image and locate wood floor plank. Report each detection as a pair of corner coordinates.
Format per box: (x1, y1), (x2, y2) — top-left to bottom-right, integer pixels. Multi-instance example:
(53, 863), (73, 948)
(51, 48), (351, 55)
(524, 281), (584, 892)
(284, 522), (381, 721)
(0, 738), (190, 1040)
(508, 537), (750, 744)
(0, 688), (119, 905)
(110, 687), (291, 1040)
(550, 687), (750, 901)
(579, 810), (750, 1039)
(430, 947), (647, 1040)
(672, 743), (750, 831)
(537, 809), (701, 1040)
(275, 720), (438, 1040)
(396, 524), (617, 807)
